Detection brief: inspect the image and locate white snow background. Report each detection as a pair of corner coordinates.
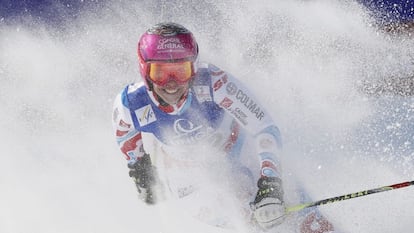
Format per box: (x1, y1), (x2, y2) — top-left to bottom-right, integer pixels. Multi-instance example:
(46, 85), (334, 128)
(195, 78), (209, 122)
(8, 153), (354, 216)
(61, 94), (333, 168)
(1, 0), (414, 232)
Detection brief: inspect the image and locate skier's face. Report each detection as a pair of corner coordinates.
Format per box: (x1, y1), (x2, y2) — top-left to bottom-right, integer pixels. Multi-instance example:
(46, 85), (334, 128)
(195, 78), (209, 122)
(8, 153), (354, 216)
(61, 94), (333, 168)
(152, 79), (190, 105)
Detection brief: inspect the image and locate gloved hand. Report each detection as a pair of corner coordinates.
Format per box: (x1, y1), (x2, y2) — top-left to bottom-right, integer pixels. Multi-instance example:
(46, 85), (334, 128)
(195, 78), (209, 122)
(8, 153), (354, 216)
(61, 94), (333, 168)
(250, 176), (286, 230)
(128, 153), (157, 204)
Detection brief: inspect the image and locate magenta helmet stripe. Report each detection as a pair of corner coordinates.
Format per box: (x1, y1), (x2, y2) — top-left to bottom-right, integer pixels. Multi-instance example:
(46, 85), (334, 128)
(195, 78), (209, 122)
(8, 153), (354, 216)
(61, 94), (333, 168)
(138, 23), (198, 62)
(139, 33), (197, 61)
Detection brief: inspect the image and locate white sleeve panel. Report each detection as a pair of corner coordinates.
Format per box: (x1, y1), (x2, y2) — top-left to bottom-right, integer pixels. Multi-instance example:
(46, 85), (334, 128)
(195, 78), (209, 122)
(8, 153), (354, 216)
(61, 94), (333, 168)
(208, 64), (283, 178)
(209, 64), (275, 135)
(112, 92), (135, 133)
(112, 91), (145, 164)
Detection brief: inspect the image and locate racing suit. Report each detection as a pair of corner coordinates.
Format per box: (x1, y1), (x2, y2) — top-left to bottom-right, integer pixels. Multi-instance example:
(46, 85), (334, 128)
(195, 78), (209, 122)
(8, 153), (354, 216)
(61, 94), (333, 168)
(112, 63), (283, 214)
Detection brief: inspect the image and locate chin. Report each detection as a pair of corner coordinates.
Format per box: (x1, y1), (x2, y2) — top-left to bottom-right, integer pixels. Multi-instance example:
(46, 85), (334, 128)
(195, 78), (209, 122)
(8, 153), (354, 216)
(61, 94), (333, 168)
(158, 94), (178, 104)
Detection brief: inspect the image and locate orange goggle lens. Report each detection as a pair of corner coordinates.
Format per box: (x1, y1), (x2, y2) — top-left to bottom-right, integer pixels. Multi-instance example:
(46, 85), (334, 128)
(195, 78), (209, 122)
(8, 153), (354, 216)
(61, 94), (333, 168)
(148, 61), (193, 86)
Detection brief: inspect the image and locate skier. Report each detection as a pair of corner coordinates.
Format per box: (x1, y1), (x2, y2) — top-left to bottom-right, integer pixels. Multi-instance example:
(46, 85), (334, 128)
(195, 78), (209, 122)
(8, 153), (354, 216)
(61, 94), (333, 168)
(112, 22), (285, 230)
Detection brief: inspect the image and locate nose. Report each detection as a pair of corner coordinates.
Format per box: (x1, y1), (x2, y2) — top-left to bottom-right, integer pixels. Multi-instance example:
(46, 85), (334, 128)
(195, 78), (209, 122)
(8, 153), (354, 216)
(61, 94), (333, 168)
(164, 78), (178, 88)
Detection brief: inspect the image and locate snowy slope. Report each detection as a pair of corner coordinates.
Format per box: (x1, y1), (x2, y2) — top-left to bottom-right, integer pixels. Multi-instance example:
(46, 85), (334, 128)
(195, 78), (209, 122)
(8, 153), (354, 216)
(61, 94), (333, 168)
(1, 1), (413, 233)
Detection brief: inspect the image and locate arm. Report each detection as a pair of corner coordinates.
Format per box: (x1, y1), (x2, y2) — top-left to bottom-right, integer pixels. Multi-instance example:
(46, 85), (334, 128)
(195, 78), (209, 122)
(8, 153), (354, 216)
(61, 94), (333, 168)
(209, 64), (282, 177)
(209, 64), (285, 229)
(112, 92), (146, 164)
(112, 91), (157, 204)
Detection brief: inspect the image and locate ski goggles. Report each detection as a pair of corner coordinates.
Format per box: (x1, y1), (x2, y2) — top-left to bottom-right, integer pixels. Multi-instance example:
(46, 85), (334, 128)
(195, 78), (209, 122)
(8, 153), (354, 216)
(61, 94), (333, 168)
(148, 61), (195, 86)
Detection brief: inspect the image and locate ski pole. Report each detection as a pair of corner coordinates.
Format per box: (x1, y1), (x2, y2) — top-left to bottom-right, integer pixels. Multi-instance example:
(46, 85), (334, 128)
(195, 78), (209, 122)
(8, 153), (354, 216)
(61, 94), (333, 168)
(286, 180), (414, 213)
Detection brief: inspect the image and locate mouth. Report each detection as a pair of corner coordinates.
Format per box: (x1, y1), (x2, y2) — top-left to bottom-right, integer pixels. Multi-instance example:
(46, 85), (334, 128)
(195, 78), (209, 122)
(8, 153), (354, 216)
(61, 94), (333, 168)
(163, 88), (180, 94)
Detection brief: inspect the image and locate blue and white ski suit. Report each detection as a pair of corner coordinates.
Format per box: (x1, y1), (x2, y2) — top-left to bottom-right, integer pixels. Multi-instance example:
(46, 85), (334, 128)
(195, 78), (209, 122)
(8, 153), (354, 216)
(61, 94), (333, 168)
(112, 63), (283, 200)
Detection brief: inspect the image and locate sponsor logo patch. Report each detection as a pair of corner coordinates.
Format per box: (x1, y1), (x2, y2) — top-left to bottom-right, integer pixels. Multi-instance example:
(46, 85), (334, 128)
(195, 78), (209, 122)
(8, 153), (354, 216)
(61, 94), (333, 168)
(226, 82), (238, 95)
(231, 107), (248, 126)
(193, 85), (212, 102)
(235, 89), (265, 120)
(157, 38), (185, 51)
(119, 119), (131, 129)
(135, 105), (157, 126)
(213, 75), (228, 91)
(169, 119), (214, 145)
(219, 97), (234, 109)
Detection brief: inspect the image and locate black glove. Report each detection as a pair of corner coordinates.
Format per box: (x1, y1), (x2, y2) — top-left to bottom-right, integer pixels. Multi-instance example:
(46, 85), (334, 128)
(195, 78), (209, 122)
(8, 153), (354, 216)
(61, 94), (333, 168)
(251, 177), (286, 230)
(128, 153), (157, 204)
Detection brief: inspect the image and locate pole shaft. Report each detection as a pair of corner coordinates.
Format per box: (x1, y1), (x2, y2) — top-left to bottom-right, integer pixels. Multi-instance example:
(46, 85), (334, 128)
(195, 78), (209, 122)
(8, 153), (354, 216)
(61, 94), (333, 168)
(286, 180), (414, 213)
